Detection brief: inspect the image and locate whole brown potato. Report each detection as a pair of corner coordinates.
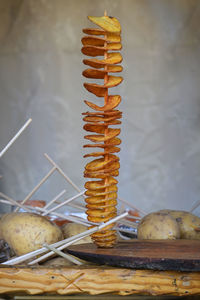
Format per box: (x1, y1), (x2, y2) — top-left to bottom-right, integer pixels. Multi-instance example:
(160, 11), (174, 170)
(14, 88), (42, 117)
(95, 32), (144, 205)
(62, 223), (92, 244)
(137, 212), (180, 240)
(160, 210), (200, 239)
(0, 212), (63, 255)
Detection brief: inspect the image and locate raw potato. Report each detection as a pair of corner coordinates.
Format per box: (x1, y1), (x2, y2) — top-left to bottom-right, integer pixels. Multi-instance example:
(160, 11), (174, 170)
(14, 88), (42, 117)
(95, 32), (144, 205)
(62, 223), (92, 244)
(137, 212), (180, 240)
(160, 210), (200, 239)
(0, 212), (63, 256)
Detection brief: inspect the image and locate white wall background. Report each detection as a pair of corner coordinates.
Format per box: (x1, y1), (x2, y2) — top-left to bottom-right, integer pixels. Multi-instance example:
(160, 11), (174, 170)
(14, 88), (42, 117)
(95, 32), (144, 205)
(0, 0), (200, 215)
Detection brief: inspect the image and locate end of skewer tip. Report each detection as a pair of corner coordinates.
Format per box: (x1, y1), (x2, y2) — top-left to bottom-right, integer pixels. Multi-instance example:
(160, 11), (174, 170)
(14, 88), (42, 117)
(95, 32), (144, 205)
(104, 10), (107, 16)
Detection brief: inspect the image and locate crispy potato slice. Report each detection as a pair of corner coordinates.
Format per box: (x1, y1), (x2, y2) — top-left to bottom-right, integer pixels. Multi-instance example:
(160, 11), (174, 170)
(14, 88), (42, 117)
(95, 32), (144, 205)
(83, 147), (120, 158)
(85, 155), (119, 171)
(82, 110), (122, 117)
(83, 69), (107, 79)
(106, 33), (121, 42)
(84, 166), (120, 177)
(83, 52), (122, 68)
(88, 213), (116, 223)
(85, 161), (120, 175)
(85, 185), (117, 196)
(107, 65), (123, 72)
(84, 76), (123, 96)
(84, 169), (119, 179)
(86, 206), (117, 217)
(82, 29), (121, 43)
(84, 120), (121, 129)
(82, 36), (122, 50)
(84, 128), (120, 142)
(92, 229), (116, 238)
(86, 200), (117, 210)
(84, 177), (118, 190)
(91, 238), (116, 247)
(84, 83), (107, 97)
(92, 233), (116, 241)
(82, 46), (106, 57)
(83, 66), (122, 80)
(82, 36), (105, 46)
(88, 16), (121, 33)
(84, 137), (121, 147)
(83, 115), (118, 122)
(83, 119), (121, 126)
(84, 95), (121, 111)
(83, 28), (105, 35)
(104, 76), (123, 88)
(107, 43), (122, 50)
(86, 120), (121, 126)
(87, 202), (117, 210)
(85, 193), (117, 204)
(82, 44), (122, 57)
(84, 124), (106, 134)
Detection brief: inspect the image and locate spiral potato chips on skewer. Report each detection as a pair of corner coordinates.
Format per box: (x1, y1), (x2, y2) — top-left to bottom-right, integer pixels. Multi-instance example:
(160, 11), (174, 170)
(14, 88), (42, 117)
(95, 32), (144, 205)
(82, 14), (123, 248)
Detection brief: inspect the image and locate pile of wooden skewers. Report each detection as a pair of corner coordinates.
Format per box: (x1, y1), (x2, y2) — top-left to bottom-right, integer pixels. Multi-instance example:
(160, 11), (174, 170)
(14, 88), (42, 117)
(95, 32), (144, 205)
(0, 119), (145, 267)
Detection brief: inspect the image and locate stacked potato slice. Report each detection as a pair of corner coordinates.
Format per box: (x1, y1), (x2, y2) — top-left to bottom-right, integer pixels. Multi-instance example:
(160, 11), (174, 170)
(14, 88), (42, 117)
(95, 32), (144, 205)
(82, 15), (123, 248)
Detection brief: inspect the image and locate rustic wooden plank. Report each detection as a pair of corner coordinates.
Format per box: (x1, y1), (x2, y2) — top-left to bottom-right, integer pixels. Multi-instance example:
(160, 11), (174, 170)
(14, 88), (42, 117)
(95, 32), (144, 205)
(67, 240), (200, 271)
(0, 266), (200, 296)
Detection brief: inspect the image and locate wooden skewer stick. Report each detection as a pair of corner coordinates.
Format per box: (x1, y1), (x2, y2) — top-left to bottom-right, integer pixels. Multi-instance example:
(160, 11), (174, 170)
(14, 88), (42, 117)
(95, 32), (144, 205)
(0, 118), (32, 158)
(24, 205), (95, 226)
(45, 198), (86, 212)
(0, 192), (32, 212)
(42, 191), (85, 216)
(68, 203), (86, 211)
(190, 200), (200, 213)
(43, 243), (82, 265)
(42, 189), (66, 214)
(44, 153), (85, 199)
(118, 196), (146, 216)
(15, 166), (57, 212)
(3, 212), (128, 266)
(29, 211), (128, 265)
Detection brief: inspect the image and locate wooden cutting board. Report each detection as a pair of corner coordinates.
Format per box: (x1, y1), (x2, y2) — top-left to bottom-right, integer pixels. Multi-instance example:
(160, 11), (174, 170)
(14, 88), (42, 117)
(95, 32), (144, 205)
(67, 239), (200, 271)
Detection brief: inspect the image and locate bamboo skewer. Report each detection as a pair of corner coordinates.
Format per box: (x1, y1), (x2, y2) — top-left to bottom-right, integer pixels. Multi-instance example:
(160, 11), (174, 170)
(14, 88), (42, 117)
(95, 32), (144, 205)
(118, 196), (146, 216)
(0, 118), (32, 158)
(43, 243), (82, 265)
(44, 153), (84, 198)
(15, 166), (57, 212)
(24, 205), (94, 226)
(0, 192), (32, 213)
(29, 212), (128, 265)
(42, 189), (66, 212)
(190, 200), (200, 213)
(67, 202), (86, 211)
(42, 191), (85, 216)
(3, 212), (128, 266)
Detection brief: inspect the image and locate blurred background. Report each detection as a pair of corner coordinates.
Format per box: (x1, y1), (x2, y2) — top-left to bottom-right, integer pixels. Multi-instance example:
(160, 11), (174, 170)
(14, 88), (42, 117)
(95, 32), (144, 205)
(0, 0), (200, 215)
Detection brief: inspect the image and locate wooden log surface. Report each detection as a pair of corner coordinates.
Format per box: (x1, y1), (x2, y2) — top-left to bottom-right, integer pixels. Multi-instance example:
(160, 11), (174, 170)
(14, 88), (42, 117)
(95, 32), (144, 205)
(0, 266), (200, 296)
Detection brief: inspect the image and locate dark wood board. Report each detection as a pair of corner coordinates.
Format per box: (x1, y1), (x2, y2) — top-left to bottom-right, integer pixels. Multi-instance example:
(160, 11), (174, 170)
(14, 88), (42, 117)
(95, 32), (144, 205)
(67, 239), (200, 271)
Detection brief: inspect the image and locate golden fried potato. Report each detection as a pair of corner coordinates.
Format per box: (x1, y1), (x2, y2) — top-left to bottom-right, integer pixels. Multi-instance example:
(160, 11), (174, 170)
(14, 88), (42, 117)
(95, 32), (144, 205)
(137, 212), (180, 240)
(0, 212), (63, 256)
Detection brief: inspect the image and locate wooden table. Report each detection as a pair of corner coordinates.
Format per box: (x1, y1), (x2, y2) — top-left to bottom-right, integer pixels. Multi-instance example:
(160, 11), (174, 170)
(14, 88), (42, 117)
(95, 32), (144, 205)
(0, 265), (200, 297)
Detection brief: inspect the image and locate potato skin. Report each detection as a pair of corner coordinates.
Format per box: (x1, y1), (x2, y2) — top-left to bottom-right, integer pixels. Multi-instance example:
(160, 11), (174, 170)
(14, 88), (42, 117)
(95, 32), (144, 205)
(159, 210), (200, 239)
(137, 212), (180, 240)
(62, 223), (92, 244)
(0, 213), (63, 255)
